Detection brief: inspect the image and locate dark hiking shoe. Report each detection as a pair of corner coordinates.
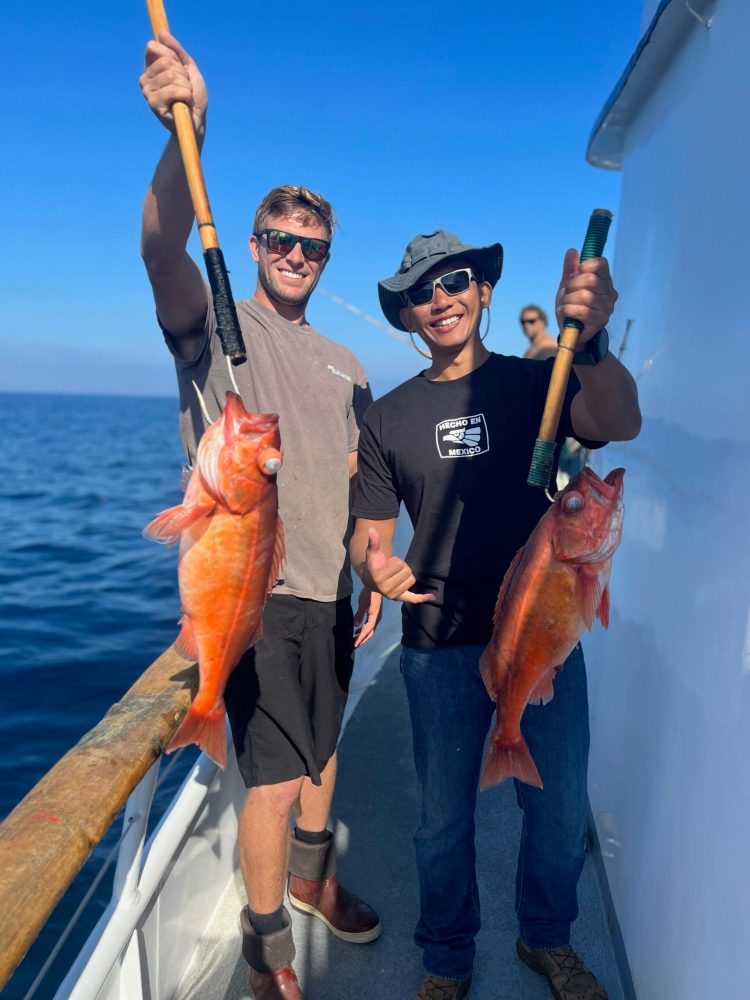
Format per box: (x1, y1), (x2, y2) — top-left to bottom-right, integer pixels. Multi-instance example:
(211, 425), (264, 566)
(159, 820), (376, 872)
(516, 939), (609, 999)
(415, 973), (472, 999)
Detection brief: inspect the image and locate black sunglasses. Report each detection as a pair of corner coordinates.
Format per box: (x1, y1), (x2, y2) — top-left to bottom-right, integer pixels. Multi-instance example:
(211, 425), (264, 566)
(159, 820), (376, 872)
(254, 229), (330, 262)
(405, 267), (478, 307)
(521, 317), (540, 325)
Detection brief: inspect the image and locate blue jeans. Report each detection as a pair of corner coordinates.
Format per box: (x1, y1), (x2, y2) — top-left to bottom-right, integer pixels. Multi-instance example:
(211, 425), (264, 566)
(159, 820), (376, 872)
(400, 642), (590, 980)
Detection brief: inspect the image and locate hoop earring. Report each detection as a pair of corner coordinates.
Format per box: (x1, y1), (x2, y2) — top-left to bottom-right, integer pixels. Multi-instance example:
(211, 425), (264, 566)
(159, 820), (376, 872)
(409, 331), (433, 360)
(480, 305), (491, 342)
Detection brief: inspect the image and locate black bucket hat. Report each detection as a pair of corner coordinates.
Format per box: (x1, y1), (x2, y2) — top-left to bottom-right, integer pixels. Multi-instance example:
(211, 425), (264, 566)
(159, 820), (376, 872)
(378, 230), (503, 332)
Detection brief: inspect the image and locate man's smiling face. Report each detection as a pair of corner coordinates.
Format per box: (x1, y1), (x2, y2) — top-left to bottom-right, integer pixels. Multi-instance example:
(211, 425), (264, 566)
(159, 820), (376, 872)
(399, 258), (492, 357)
(250, 213), (330, 308)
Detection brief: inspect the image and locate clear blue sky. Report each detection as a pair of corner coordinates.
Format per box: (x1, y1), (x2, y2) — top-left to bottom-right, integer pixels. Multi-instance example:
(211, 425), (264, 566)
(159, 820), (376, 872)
(2, 1), (642, 400)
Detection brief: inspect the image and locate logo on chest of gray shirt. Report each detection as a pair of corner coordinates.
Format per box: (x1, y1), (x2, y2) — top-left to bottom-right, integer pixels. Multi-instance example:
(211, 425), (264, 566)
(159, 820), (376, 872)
(327, 364), (353, 383)
(435, 413), (490, 458)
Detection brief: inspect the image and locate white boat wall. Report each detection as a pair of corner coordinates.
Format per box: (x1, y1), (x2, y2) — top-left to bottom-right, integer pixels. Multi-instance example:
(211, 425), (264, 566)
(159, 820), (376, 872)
(586, 0), (749, 997)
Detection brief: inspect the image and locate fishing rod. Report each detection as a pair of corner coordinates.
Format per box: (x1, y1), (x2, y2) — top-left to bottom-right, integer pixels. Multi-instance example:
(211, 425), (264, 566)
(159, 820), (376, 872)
(527, 208), (613, 492)
(145, 0), (246, 366)
(318, 288), (411, 346)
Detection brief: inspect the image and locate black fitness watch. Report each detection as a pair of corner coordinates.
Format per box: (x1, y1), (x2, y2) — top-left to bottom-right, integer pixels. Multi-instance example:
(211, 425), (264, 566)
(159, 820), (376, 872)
(569, 326), (609, 366)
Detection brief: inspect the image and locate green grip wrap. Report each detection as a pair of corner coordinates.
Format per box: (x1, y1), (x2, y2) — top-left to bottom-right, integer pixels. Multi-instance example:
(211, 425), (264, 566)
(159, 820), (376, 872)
(580, 209), (612, 262)
(564, 208), (613, 332)
(527, 439), (557, 490)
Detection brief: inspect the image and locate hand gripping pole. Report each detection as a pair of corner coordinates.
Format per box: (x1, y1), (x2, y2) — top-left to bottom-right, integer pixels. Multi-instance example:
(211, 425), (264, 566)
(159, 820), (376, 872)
(526, 209), (612, 490)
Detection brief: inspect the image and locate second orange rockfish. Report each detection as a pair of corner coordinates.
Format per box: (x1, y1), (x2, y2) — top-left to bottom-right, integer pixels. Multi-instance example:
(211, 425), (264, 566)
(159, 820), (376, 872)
(144, 391), (285, 768)
(479, 466), (625, 790)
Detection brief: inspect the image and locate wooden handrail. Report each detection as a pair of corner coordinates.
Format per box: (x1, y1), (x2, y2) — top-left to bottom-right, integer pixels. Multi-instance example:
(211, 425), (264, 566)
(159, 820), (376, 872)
(0, 646), (198, 990)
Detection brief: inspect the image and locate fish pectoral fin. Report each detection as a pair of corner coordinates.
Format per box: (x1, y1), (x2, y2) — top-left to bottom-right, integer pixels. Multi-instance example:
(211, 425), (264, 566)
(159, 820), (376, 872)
(574, 567), (603, 631)
(266, 517), (286, 593)
(528, 666), (560, 706)
(143, 501), (216, 544)
(597, 585), (611, 629)
(174, 614), (199, 661)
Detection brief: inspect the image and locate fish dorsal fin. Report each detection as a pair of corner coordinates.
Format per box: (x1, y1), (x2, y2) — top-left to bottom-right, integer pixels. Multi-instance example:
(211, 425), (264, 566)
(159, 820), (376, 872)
(493, 546), (524, 626)
(174, 614), (198, 661)
(575, 567), (603, 631)
(266, 517), (286, 593)
(143, 501), (215, 545)
(597, 584), (610, 629)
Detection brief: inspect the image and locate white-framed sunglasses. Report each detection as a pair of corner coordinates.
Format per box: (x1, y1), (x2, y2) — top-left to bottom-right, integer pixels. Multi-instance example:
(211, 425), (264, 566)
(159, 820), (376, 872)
(404, 267), (478, 307)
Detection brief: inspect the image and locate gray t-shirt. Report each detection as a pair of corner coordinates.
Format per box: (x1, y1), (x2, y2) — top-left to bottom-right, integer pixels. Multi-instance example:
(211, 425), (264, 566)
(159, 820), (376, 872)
(165, 296), (373, 602)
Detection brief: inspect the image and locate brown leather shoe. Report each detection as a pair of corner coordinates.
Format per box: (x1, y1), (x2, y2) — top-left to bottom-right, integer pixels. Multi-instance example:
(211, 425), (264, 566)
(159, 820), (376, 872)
(248, 967), (304, 1000)
(516, 938), (609, 999)
(415, 974), (472, 999)
(241, 906), (304, 999)
(288, 831), (381, 943)
(288, 874), (381, 942)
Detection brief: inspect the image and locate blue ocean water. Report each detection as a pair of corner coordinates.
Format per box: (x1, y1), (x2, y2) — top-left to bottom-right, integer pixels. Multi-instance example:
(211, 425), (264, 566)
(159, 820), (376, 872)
(0, 392), (199, 999)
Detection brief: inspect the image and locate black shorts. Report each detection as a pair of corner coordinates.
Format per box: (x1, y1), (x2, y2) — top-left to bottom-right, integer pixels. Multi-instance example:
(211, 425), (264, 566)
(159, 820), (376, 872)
(224, 594), (354, 789)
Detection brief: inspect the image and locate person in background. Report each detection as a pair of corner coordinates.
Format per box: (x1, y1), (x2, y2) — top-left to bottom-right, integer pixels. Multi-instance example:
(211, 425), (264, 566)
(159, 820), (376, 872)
(350, 229), (640, 1000)
(139, 31), (381, 1000)
(520, 304), (558, 360)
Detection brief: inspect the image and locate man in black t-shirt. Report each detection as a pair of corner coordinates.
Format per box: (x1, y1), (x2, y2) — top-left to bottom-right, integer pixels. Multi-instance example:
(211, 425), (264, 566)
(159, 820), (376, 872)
(350, 230), (641, 1000)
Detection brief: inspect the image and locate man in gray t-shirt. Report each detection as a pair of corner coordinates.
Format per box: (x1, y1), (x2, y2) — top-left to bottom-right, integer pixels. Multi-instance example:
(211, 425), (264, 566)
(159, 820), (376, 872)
(140, 31), (380, 1000)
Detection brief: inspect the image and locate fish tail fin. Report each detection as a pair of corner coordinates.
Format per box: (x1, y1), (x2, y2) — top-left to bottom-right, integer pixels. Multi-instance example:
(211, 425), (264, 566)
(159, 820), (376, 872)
(167, 702), (227, 768)
(480, 730), (543, 790)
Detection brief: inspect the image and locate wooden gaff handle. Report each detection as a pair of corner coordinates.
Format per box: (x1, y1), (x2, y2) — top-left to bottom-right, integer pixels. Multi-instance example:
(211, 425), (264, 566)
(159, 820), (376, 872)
(537, 322), (579, 442)
(145, 0), (217, 251)
(145, 0), (246, 363)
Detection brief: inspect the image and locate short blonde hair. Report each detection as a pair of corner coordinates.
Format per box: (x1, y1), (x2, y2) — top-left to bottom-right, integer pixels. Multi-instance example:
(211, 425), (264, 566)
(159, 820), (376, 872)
(253, 185), (336, 241)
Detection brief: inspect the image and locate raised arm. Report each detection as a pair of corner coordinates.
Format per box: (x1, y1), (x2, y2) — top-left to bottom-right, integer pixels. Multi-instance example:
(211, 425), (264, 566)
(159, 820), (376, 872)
(139, 31), (209, 358)
(555, 249), (642, 442)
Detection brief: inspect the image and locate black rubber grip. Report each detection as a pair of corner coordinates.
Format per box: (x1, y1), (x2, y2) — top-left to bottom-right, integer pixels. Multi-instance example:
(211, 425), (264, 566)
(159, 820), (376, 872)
(203, 247), (247, 364)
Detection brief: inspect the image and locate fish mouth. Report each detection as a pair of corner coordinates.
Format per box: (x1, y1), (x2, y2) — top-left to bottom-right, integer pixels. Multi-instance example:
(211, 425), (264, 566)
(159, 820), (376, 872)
(240, 414), (280, 433)
(222, 392), (279, 432)
(571, 466), (625, 501)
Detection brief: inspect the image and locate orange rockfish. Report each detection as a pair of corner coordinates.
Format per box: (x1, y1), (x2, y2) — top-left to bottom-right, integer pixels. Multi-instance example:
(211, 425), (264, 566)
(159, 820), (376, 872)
(144, 391), (285, 767)
(479, 467), (624, 790)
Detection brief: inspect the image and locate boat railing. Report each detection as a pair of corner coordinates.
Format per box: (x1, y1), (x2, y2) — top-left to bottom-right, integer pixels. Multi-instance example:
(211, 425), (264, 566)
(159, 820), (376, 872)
(0, 645), (198, 993)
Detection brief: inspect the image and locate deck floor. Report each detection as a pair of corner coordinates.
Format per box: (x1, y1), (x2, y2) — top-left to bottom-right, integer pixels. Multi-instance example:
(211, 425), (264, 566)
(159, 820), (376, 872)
(175, 648), (625, 1000)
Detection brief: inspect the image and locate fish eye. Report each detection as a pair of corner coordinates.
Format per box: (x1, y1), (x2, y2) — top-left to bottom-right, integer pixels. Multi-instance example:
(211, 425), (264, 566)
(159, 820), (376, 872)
(562, 492), (584, 513)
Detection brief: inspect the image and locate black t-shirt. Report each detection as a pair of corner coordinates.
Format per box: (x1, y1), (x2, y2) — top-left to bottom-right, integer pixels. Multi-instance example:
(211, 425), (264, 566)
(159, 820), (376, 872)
(353, 353), (605, 650)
